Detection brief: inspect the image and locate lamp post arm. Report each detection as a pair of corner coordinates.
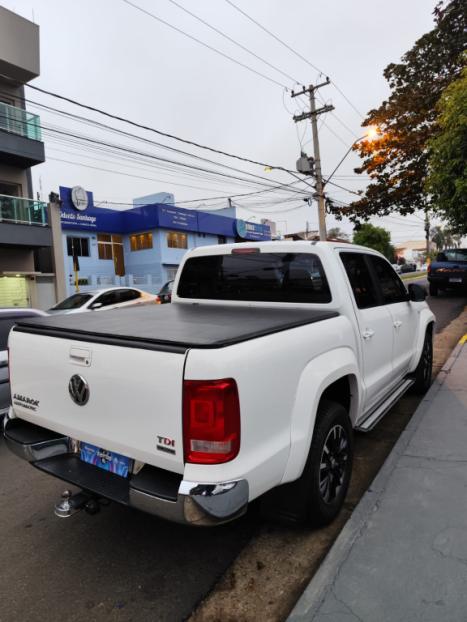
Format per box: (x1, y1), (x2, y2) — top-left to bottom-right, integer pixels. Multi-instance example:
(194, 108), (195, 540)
(323, 135), (367, 187)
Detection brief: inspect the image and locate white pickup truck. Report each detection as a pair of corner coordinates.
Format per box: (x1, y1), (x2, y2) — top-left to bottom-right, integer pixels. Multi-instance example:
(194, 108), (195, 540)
(4, 241), (434, 527)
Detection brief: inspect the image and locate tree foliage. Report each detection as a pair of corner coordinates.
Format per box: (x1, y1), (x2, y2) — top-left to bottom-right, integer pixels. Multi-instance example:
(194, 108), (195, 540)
(426, 67), (467, 234)
(327, 226), (350, 241)
(353, 223), (394, 260)
(337, 0), (466, 221)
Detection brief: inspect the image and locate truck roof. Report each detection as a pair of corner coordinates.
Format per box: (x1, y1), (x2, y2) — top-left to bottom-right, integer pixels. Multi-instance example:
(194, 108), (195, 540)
(183, 240), (380, 258)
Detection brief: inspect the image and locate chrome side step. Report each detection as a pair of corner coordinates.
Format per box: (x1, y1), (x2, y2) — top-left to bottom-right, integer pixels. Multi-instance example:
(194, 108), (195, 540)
(356, 378), (415, 432)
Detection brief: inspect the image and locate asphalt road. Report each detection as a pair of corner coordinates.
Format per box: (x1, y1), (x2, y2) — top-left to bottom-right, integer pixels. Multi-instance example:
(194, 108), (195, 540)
(0, 285), (465, 622)
(404, 275), (466, 332)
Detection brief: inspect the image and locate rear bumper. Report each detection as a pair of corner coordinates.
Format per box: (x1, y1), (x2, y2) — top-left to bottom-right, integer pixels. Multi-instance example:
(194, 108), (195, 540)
(428, 274), (467, 288)
(3, 415), (248, 526)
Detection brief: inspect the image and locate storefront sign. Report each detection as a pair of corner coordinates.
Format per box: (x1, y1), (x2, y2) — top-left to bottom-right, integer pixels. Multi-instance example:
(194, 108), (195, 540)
(158, 205), (197, 231)
(59, 186), (271, 241)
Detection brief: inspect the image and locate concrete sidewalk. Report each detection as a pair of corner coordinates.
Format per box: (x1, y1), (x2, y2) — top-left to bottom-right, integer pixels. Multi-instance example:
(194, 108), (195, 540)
(289, 335), (467, 622)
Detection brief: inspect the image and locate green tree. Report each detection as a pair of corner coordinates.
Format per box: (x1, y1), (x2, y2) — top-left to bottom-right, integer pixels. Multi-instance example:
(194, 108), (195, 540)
(353, 224), (394, 260)
(336, 0), (466, 222)
(426, 67), (467, 234)
(430, 224), (446, 250)
(327, 226), (350, 241)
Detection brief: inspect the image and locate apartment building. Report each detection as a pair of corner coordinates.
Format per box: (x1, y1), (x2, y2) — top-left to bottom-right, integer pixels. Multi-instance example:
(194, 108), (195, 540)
(0, 6), (55, 308)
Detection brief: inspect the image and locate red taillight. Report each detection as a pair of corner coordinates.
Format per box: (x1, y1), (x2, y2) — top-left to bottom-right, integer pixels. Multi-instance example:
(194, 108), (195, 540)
(427, 263), (431, 274)
(155, 296), (161, 304)
(183, 379), (240, 464)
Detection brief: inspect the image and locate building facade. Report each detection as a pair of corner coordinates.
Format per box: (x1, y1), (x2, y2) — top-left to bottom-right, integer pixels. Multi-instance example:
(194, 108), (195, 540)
(394, 240), (434, 265)
(59, 186), (271, 295)
(0, 7), (56, 309)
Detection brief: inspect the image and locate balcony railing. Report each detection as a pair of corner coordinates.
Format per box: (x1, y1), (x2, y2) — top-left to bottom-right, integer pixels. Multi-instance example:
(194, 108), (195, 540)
(0, 194), (47, 226)
(0, 102), (42, 141)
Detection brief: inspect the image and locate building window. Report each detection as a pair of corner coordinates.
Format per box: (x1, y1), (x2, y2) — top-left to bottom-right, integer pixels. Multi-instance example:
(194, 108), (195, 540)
(166, 266), (179, 281)
(0, 181), (22, 197)
(130, 231), (153, 251)
(67, 237), (90, 257)
(167, 231), (187, 249)
(97, 233), (117, 260)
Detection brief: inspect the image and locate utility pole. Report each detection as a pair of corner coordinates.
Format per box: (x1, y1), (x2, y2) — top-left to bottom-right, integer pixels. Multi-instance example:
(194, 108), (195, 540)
(424, 209), (430, 258)
(291, 79), (334, 241)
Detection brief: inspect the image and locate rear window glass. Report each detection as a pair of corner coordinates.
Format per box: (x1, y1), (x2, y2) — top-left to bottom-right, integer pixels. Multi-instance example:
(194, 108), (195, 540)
(438, 250), (467, 262)
(177, 252), (332, 303)
(51, 293), (93, 310)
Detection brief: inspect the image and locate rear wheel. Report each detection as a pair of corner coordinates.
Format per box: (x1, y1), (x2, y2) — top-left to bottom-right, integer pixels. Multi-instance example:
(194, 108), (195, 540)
(412, 329), (433, 394)
(262, 401), (353, 527)
(429, 283), (438, 296)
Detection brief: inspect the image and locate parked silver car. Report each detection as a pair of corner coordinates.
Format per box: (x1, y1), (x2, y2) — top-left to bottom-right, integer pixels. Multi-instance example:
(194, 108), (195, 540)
(0, 308), (47, 422)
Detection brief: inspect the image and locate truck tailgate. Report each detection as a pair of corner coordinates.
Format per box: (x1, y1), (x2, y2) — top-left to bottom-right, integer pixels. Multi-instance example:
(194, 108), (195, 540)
(8, 330), (186, 474)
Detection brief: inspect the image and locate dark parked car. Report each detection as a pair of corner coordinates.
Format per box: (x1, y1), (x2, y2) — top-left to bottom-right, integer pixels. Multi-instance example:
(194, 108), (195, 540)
(400, 262), (417, 274)
(428, 249), (467, 296)
(0, 308), (47, 422)
(155, 280), (174, 304)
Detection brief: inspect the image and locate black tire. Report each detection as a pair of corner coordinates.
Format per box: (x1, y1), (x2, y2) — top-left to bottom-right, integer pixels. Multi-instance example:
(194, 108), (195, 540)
(261, 401), (353, 527)
(412, 329), (433, 394)
(429, 282), (438, 296)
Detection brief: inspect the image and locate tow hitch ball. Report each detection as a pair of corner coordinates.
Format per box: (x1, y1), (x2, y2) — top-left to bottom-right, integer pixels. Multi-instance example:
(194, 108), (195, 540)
(54, 490), (101, 518)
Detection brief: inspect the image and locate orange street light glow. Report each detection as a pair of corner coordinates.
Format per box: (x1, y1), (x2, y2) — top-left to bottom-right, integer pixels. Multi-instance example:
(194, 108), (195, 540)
(366, 126), (381, 140)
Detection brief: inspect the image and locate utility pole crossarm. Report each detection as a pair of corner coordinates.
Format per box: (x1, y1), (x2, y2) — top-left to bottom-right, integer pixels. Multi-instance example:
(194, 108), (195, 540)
(293, 104), (334, 124)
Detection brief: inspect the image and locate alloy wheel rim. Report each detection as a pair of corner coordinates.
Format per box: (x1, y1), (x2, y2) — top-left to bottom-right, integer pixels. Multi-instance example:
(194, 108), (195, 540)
(319, 424), (349, 504)
(423, 338), (432, 384)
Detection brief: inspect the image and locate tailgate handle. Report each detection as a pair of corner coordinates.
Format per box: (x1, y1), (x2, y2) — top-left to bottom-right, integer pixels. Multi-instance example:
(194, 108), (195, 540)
(69, 347), (92, 367)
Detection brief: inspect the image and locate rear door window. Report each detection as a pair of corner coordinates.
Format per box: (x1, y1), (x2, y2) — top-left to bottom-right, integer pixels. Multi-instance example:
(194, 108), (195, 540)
(116, 289), (141, 303)
(367, 256), (408, 304)
(340, 252), (379, 309)
(93, 291), (120, 308)
(177, 252), (332, 303)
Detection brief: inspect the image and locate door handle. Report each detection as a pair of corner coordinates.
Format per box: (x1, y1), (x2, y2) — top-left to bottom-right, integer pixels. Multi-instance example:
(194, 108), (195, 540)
(362, 329), (375, 340)
(393, 320), (403, 328)
(69, 347), (92, 367)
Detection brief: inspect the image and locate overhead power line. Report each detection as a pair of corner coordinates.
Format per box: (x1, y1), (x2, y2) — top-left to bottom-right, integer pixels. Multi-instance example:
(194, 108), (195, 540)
(9, 91), (302, 191)
(224, 0), (365, 120)
(122, 2), (355, 150)
(26, 83), (296, 174)
(121, 0), (286, 89)
(165, 0), (301, 86)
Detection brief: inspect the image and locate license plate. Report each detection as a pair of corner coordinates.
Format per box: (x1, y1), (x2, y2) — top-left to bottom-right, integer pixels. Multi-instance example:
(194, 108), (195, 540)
(449, 277), (462, 283)
(80, 443), (131, 478)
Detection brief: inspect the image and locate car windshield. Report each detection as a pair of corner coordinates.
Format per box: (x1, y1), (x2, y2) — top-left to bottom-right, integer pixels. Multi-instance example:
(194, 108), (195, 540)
(177, 252), (332, 303)
(51, 293), (93, 310)
(441, 249), (467, 262)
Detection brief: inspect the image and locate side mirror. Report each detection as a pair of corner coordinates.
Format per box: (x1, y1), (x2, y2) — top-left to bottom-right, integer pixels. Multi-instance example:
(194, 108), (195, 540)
(90, 302), (103, 310)
(408, 283), (427, 302)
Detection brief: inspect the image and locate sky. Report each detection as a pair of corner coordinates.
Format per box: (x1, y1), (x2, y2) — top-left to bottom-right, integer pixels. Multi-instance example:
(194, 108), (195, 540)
(3, 0), (442, 243)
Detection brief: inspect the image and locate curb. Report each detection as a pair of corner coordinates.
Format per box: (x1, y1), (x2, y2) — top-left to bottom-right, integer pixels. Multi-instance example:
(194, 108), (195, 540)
(287, 337), (466, 621)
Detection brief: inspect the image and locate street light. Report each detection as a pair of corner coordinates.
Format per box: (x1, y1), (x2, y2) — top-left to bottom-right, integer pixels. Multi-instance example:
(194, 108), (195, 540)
(324, 126), (383, 187)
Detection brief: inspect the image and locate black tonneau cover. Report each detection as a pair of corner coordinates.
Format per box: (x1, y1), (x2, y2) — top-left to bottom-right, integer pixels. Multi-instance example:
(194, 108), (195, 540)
(13, 304), (338, 352)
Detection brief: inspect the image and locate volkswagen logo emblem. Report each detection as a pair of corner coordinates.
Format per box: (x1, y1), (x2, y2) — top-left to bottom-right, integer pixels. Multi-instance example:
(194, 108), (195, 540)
(68, 374), (90, 406)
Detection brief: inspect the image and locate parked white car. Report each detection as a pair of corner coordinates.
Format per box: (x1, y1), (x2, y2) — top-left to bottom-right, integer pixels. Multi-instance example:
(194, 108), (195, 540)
(48, 287), (157, 314)
(5, 242), (434, 527)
